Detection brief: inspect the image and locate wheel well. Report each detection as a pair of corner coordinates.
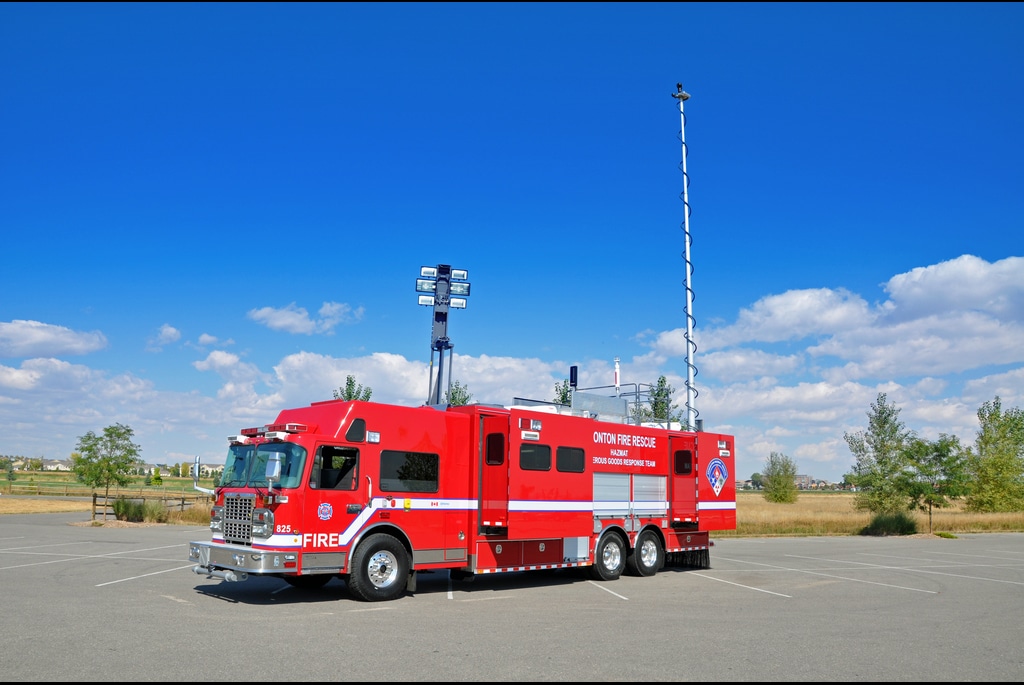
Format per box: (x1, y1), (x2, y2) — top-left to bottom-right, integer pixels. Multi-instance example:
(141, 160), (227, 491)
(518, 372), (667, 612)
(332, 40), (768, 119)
(635, 525), (665, 551)
(598, 525), (628, 548)
(348, 524), (412, 569)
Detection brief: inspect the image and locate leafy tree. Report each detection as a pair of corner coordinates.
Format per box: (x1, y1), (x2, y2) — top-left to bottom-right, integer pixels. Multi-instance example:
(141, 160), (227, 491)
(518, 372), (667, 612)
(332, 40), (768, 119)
(72, 423), (142, 520)
(444, 380), (473, 406)
(750, 472), (763, 489)
(648, 376), (680, 421)
(334, 375), (372, 401)
(553, 379), (572, 405)
(762, 452), (799, 503)
(152, 469), (163, 486)
(965, 396), (1024, 512)
(632, 376), (681, 424)
(844, 392), (916, 514)
(903, 435), (969, 534)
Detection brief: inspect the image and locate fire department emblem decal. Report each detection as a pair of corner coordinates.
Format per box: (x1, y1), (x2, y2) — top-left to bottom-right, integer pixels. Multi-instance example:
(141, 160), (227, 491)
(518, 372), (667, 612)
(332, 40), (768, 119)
(317, 502), (333, 521)
(706, 458), (728, 497)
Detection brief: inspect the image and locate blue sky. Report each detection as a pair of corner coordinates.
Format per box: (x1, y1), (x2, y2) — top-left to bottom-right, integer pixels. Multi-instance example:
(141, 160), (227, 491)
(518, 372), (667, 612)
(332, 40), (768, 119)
(2, 2), (1022, 483)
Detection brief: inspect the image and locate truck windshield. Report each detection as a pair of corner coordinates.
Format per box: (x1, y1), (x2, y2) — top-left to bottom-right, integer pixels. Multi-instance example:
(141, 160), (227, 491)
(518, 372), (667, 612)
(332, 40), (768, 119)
(221, 442), (307, 489)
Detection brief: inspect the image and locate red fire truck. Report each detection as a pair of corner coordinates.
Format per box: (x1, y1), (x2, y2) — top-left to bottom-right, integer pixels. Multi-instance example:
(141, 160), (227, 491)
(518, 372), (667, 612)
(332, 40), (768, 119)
(188, 396), (736, 601)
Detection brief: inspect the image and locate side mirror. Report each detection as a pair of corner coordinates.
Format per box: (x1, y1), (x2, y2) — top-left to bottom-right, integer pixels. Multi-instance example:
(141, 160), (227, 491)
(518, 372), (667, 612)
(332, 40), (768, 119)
(266, 452), (283, 490)
(193, 455), (214, 495)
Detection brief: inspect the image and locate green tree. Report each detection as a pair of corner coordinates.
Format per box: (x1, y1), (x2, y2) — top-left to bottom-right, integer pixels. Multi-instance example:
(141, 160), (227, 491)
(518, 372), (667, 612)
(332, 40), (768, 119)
(72, 423), (142, 520)
(750, 472), (763, 489)
(965, 396), (1024, 512)
(444, 380), (473, 406)
(553, 379), (572, 405)
(334, 375), (373, 401)
(903, 434), (969, 534)
(632, 376), (681, 424)
(844, 392), (916, 514)
(152, 469), (163, 486)
(762, 452), (799, 503)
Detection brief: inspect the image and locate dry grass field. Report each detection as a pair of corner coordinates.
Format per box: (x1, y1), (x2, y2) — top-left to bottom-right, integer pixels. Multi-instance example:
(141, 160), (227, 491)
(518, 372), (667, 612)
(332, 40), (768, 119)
(722, 491), (1024, 537)
(2, 490), (1023, 536)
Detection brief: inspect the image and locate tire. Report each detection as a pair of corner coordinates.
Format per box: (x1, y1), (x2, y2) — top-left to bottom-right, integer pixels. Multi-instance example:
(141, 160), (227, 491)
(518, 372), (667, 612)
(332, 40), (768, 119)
(625, 530), (662, 577)
(346, 533), (410, 602)
(283, 574), (333, 590)
(589, 531), (626, 581)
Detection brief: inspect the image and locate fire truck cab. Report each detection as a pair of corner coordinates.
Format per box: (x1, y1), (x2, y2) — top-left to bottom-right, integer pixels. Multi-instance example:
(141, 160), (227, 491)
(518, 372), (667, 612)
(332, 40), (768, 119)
(188, 396), (736, 602)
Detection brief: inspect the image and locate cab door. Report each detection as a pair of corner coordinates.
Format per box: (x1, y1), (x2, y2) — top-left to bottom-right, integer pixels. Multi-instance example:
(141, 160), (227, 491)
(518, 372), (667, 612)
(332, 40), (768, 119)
(669, 434), (698, 525)
(478, 413), (509, 529)
(301, 444), (362, 572)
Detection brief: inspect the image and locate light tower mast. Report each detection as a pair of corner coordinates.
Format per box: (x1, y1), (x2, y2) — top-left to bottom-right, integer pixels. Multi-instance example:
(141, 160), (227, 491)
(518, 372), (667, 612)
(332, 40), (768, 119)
(672, 83), (699, 432)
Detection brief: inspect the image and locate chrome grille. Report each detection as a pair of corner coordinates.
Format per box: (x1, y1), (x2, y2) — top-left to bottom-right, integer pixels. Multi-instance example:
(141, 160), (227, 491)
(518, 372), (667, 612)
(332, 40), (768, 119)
(223, 493), (255, 545)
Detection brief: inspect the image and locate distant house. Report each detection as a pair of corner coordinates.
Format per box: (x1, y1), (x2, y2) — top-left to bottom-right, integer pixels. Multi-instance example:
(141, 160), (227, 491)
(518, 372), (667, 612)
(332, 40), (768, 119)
(42, 459), (72, 472)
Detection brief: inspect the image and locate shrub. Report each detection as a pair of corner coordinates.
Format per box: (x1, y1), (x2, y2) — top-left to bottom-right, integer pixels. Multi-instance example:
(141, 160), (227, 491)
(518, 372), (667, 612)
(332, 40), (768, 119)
(859, 511), (917, 536)
(142, 500), (169, 523)
(112, 497), (145, 522)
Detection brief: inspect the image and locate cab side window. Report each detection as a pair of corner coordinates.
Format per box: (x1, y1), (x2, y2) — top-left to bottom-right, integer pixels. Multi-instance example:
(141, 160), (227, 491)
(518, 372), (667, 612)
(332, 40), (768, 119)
(311, 446), (359, 490)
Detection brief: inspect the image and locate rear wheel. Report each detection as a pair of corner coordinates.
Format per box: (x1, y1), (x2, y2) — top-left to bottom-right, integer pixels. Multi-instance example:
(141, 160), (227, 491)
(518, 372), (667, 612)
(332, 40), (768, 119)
(589, 531), (626, 581)
(625, 530), (662, 577)
(347, 533), (410, 602)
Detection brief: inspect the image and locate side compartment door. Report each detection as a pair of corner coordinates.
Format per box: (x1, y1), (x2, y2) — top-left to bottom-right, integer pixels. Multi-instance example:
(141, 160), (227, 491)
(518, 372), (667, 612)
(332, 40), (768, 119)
(669, 435), (698, 525)
(478, 413), (509, 529)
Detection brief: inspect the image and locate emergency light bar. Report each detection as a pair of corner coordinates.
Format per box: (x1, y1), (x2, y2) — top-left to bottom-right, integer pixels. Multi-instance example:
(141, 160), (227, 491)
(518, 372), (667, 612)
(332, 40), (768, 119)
(238, 423), (308, 437)
(266, 423), (308, 433)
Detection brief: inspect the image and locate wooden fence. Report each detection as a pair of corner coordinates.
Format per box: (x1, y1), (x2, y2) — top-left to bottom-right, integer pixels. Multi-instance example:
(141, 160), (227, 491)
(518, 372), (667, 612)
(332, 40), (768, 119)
(90, 492), (211, 520)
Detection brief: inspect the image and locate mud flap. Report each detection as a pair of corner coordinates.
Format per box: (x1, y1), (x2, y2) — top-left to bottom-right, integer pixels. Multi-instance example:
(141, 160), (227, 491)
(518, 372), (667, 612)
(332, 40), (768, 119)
(406, 570), (417, 593)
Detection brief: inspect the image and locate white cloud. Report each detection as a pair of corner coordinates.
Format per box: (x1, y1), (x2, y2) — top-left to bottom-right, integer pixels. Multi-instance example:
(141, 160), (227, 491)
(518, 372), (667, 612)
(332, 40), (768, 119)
(0, 320), (107, 358)
(146, 324), (181, 351)
(3, 255), (1023, 485)
(881, 254), (1024, 322)
(247, 301), (364, 335)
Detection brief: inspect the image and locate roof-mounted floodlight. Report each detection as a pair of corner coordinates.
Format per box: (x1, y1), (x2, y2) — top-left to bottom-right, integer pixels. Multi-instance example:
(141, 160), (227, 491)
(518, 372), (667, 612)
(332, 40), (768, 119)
(416, 263), (472, 405)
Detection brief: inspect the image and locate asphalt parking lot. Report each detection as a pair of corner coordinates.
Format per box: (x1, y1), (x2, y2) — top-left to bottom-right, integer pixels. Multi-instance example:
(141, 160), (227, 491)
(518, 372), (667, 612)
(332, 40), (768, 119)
(2, 512), (1023, 681)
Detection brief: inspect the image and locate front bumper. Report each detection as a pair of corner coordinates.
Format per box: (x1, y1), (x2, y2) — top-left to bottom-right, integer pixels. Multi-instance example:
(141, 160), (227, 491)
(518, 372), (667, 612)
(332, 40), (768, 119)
(188, 540), (297, 580)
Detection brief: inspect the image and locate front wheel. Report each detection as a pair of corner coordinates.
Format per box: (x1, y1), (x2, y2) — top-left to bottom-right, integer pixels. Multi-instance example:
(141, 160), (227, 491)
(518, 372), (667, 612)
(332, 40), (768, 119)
(625, 530), (663, 577)
(347, 533), (410, 602)
(589, 531), (626, 581)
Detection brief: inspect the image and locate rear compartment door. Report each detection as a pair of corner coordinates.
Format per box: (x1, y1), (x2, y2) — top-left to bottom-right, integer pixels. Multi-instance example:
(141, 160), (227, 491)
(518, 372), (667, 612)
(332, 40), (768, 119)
(478, 413), (509, 528)
(669, 434), (698, 525)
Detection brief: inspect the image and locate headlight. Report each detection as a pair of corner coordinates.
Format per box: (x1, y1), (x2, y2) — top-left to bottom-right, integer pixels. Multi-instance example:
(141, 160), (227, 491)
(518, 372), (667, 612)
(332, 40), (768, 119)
(209, 505), (223, 532)
(251, 508), (274, 539)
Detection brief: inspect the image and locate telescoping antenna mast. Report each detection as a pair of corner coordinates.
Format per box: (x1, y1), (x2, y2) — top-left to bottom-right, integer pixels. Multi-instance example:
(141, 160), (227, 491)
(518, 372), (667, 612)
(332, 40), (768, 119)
(672, 83), (699, 432)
